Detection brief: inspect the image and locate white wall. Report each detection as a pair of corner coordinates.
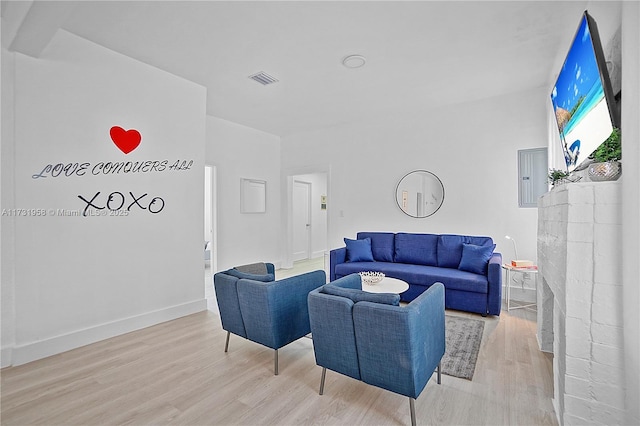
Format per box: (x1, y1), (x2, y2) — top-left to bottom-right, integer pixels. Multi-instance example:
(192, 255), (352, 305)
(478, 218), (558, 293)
(621, 1), (640, 423)
(281, 87), (547, 263)
(1, 30), (207, 366)
(1, 47), (18, 366)
(205, 116), (282, 271)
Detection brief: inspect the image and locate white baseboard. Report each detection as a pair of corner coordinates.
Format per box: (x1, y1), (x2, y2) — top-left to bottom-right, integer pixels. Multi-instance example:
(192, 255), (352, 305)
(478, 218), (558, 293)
(1, 347), (13, 368)
(5, 299), (207, 367)
(311, 250), (325, 259)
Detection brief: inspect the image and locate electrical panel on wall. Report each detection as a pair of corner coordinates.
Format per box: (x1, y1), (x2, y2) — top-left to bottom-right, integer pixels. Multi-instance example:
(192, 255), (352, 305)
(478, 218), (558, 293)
(518, 148), (548, 208)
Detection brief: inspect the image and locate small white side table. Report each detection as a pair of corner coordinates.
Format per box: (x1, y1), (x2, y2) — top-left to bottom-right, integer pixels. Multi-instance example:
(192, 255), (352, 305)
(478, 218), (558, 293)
(502, 263), (538, 311)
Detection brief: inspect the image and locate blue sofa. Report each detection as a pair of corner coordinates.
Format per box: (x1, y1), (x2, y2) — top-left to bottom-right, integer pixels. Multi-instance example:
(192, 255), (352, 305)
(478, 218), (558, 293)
(330, 232), (502, 316)
(308, 274), (445, 425)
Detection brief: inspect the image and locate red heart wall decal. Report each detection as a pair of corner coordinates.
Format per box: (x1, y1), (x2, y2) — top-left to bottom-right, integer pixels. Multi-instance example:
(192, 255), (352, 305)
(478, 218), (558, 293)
(110, 126), (141, 154)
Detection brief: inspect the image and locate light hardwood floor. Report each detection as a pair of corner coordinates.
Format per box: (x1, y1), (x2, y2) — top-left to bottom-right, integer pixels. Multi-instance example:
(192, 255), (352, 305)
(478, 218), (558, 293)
(1, 260), (556, 425)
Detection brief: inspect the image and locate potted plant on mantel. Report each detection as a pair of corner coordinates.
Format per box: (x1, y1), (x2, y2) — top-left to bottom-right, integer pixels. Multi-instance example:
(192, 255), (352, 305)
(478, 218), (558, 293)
(588, 127), (621, 181)
(548, 168), (571, 187)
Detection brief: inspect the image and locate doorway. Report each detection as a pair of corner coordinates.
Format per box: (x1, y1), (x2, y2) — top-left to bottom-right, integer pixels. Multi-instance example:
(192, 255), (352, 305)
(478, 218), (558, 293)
(285, 171), (328, 270)
(292, 180), (311, 261)
(204, 165), (218, 301)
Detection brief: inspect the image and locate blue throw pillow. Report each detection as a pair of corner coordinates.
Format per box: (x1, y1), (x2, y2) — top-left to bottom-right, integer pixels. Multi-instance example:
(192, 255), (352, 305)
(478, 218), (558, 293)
(357, 232), (395, 262)
(458, 243), (496, 275)
(225, 268), (275, 282)
(344, 237), (374, 262)
(322, 284), (400, 306)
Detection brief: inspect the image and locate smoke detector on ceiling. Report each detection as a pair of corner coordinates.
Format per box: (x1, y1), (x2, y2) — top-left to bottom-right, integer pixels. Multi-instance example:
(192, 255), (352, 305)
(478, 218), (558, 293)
(342, 55), (366, 69)
(249, 71), (279, 85)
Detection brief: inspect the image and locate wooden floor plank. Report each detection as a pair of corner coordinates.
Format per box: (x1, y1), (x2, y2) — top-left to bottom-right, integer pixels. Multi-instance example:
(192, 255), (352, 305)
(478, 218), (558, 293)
(1, 297), (556, 425)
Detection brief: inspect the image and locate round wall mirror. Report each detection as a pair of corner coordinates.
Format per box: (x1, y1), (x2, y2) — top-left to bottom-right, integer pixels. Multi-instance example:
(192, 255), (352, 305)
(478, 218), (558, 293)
(395, 170), (445, 218)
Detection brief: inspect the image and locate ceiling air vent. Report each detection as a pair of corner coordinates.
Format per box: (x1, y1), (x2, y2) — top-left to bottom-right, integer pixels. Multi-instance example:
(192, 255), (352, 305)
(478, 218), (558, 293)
(249, 71), (279, 86)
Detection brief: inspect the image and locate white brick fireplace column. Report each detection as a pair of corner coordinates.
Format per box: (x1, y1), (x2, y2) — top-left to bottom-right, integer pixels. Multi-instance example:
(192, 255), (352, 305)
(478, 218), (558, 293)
(537, 181), (625, 425)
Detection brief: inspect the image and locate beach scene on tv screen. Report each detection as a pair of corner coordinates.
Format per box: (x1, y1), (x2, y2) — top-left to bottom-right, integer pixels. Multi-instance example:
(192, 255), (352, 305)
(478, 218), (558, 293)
(550, 15), (614, 171)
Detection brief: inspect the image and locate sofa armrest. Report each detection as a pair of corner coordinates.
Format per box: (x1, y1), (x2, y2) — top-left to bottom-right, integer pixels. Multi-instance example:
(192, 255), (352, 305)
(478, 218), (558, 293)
(329, 247), (347, 281)
(487, 252), (503, 315)
(308, 287), (361, 380)
(325, 273), (361, 290)
(213, 272), (247, 338)
(353, 282), (445, 399)
(266, 262), (276, 275)
(237, 270), (326, 349)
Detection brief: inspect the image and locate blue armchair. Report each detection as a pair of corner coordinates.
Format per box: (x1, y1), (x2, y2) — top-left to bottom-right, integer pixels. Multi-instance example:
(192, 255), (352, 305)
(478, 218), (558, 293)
(308, 274), (445, 425)
(213, 263), (326, 375)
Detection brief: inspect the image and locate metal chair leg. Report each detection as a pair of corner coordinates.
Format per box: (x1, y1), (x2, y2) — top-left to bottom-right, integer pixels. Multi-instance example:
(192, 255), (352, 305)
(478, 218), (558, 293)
(409, 398), (416, 426)
(319, 367), (326, 395)
(437, 361), (441, 384)
(274, 349), (279, 375)
(224, 331), (230, 353)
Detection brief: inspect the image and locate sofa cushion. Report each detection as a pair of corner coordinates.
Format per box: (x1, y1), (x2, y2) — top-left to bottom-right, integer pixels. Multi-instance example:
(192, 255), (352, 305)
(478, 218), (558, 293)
(334, 261), (379, 278)
(344, 237), (375, 262)
(458, 243), (496, 275)
(334, 262), (488, 294)
(357, 232), (395, 262)
(322, 284), (400, 306)
(421, 267), (488, 293)
(437, 235), (494, 268)
(224, 268), (275, 282)
(394, 233), (438, 266)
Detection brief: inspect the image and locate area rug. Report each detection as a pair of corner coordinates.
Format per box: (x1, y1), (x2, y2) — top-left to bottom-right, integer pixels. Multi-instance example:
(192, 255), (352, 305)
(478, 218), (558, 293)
(441, 315), (485, 380)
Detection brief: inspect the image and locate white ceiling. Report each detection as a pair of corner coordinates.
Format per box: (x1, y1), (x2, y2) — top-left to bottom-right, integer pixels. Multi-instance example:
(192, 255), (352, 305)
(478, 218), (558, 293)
(4, 1), (589, 137)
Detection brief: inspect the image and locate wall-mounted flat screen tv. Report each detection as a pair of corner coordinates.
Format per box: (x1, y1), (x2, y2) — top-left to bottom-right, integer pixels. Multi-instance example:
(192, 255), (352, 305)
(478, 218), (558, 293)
(550, 10), (619, 172)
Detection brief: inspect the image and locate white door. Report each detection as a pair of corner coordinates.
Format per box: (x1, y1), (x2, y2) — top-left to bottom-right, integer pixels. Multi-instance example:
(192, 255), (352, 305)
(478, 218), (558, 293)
(292, 180), (311, 261)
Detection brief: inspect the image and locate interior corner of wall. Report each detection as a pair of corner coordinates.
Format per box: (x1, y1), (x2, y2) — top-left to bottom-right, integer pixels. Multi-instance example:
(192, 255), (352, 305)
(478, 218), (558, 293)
(1, 346), (14, 368)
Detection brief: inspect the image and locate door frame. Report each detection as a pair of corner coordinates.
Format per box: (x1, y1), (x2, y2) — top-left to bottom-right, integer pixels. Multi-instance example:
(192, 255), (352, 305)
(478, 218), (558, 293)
(205, 164), (218, 272)
(292, 179), (312, 261)
(282, 165), (330, 270)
